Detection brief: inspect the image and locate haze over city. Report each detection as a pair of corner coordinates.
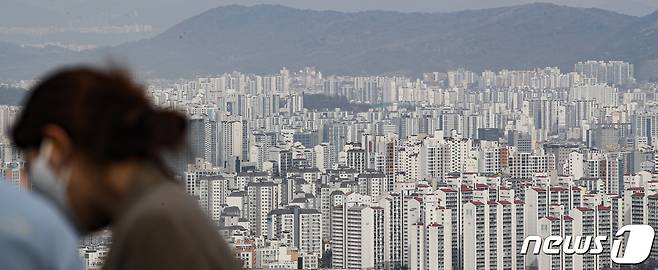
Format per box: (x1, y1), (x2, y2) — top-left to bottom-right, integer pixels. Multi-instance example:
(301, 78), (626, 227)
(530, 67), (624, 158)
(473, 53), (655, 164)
(3, 0), (658, 46)
(5, 0), (658, 29)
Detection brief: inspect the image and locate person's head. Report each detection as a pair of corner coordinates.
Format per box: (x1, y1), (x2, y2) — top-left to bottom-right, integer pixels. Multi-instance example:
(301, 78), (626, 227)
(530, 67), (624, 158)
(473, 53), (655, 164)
(11, 67), (187, 232)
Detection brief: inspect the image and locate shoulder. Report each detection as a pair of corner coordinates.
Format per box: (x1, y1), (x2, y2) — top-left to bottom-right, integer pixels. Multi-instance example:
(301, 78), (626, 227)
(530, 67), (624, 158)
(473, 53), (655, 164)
(118, 181), (206, 228)
(0, 183), (80, 270)
(0, 182), (77, 239)
(136, 181), (197, 215)
(111, 181), (217, 252)
(108, 181), (241, 270)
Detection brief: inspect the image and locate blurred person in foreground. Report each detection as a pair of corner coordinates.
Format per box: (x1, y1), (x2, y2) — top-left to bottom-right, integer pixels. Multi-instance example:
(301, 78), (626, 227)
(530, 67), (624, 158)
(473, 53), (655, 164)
(11, 67), (241, 270)
(0, 181), (82, 270)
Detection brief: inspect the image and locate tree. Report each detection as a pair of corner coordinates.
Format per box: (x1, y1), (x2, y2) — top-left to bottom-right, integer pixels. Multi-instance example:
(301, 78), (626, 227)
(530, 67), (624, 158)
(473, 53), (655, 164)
(319, 250), (332, 268)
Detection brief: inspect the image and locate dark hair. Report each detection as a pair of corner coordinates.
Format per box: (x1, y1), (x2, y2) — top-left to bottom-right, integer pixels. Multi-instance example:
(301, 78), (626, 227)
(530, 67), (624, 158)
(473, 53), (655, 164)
(11, 67), (187, 165)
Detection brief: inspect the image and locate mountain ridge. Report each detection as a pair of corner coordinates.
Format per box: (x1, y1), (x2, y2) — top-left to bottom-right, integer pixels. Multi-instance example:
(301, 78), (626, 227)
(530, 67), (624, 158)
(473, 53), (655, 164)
(111, 3), (638, 76)
(1, 3), (657, 80)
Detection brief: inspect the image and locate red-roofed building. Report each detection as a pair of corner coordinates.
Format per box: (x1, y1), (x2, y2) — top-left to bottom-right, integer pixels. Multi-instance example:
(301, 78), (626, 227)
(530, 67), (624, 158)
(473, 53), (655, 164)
(408, 212), (453, 270)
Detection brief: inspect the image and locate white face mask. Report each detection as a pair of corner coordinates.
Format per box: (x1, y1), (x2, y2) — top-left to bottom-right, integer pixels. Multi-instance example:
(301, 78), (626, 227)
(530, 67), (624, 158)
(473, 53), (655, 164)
(28, 140), (72, 212)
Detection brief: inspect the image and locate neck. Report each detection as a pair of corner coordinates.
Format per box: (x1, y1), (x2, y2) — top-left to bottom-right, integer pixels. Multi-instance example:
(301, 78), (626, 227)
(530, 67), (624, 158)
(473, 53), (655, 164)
(106, 161), (141, 195)
(102, 161), (142, 216)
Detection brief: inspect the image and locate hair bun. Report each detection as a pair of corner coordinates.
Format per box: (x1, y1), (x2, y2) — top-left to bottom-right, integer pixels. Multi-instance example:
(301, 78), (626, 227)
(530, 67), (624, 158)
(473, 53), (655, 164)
(142, 109), (187, 151)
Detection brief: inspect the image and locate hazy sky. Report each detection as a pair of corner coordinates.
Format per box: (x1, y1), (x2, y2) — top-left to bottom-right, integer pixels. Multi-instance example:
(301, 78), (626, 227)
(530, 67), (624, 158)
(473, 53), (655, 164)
(4, 0), (658, 29)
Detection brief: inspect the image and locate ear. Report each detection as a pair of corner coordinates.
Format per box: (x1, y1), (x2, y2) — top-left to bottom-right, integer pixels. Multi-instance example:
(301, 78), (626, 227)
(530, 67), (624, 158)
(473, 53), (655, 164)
(41, 124), (74, 173)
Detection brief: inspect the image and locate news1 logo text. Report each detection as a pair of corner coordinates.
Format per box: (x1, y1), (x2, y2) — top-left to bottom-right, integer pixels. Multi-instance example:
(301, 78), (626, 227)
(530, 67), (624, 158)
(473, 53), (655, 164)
(521, 225), (655, 265)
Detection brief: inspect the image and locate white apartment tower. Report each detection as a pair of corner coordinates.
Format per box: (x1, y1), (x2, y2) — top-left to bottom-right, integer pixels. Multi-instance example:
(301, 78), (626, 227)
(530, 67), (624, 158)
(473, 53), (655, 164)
(463, 200), (525, 270)
(408, 203), (453, 270)
(247, 182), (280, 237)
(267, 207), (322, 256)
(197, 175), (230, 222)
(220, 120), (245, 168)
(330, 205), (385, 269)
(537, 216), (574, 269)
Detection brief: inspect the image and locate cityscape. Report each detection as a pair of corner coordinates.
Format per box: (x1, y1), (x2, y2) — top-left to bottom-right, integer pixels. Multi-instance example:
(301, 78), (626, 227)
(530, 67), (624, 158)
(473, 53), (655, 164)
(1, 59), (657, 269)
